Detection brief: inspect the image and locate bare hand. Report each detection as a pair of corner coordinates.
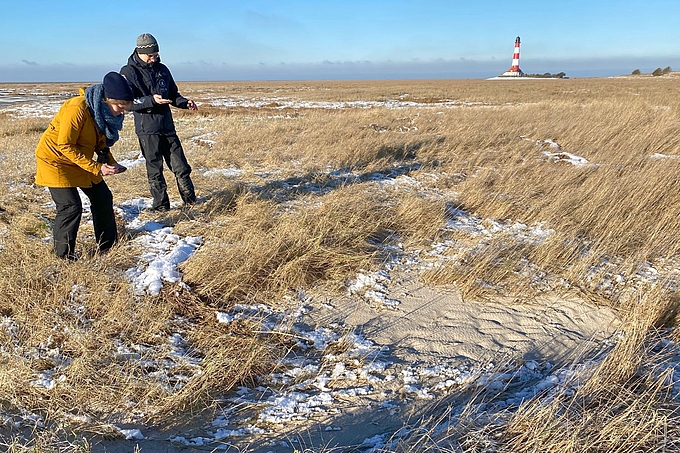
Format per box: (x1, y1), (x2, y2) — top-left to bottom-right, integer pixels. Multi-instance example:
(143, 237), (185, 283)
(187, 99), (198, 111)
(153, 94), (172, 104)
(101, 163), (127, 176)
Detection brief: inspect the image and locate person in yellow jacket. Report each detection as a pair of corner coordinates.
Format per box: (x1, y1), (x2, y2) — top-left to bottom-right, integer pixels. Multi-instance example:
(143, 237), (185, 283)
(35, 72), (133, 260)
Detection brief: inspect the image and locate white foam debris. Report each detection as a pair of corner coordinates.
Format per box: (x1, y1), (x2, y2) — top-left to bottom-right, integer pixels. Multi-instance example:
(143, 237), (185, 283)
(203, 168), (244, 177)
(543, 150), (590, 166)
(208, 97), (481, 110)
(191, 131), (219, 147)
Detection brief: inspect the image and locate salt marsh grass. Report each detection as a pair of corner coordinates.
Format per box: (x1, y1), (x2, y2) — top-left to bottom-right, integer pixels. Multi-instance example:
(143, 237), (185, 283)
(1, 75), (680, 451)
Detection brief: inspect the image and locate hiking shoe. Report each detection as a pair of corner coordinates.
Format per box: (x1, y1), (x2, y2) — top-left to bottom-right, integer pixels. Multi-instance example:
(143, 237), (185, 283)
(148, 205), (170, 213)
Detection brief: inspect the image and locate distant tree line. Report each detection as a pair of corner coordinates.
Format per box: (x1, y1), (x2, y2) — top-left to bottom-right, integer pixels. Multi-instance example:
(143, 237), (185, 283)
(631, 67), (672, 76)
(524, 72), (568, 79)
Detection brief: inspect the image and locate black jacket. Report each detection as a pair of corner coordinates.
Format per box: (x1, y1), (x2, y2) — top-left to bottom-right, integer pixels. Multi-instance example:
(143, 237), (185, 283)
(120, 53), (189, 135)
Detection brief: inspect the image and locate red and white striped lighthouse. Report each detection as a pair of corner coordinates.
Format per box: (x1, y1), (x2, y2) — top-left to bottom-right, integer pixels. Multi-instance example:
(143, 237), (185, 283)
(501, 36), (524, 77)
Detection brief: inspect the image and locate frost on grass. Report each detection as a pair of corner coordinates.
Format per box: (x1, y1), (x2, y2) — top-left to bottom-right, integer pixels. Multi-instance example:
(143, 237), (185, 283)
(3, 94), (680, 451)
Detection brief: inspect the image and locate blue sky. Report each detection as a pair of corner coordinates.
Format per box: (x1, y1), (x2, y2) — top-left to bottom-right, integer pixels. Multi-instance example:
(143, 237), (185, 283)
(2, 0), (680, 82)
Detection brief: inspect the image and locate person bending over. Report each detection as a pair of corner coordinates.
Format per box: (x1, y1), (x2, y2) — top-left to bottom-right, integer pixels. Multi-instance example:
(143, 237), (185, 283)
(35, 72), (132, 260)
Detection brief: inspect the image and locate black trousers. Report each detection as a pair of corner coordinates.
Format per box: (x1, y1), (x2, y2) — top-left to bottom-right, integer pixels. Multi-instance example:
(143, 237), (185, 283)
(138, 134), (196, 210)
(49, 181), (117, 259)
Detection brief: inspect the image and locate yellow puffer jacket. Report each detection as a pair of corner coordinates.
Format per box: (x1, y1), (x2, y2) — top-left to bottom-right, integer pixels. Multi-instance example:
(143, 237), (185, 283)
(35, 88), (117, 188)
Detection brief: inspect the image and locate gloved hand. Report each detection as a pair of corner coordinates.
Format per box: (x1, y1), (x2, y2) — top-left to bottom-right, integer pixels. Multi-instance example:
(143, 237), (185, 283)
(95, 147), (111, 163)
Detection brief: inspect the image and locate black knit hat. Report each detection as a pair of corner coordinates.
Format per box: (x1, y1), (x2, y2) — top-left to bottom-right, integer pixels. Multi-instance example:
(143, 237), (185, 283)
(136, 33), (159, 54)
(102, 72), (134, 101)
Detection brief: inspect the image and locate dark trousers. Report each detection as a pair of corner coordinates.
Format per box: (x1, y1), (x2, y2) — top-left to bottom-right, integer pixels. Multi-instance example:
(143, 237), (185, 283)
(49, 181), (117, 259)
(138, 134), (196, 210)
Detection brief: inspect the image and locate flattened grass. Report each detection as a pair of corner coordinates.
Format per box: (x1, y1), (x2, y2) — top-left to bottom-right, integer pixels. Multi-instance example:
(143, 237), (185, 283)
(2, 76), (680, 450)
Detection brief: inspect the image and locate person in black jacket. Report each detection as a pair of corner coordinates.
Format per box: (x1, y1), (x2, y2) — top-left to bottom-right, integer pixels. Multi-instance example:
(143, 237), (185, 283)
(120, 33), (197, 212)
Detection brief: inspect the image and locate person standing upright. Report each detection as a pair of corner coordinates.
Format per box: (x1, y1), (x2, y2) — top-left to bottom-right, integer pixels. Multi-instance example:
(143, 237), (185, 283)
(120, 33), (197, 212)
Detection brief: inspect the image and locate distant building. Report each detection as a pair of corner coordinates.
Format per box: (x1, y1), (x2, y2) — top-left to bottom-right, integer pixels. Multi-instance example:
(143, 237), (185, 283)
(499, 36), (524, 77)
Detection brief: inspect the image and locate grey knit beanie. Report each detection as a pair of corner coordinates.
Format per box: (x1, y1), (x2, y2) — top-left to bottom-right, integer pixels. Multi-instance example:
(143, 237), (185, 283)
(136, 33), (159, 54)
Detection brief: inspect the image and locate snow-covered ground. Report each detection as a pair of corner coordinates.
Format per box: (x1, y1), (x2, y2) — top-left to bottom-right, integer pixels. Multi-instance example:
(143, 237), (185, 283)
(2, 92), (680, 452)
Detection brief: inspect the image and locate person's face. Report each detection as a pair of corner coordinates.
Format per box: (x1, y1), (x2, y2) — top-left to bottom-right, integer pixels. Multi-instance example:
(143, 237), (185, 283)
(138, 52), (159, 64)
(107, 102), (129, 116)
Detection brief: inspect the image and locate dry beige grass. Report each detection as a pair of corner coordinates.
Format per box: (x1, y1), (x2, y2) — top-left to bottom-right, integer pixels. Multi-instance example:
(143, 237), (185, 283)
(2, 76), (680, 451)
(494, 289), (680, 453)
